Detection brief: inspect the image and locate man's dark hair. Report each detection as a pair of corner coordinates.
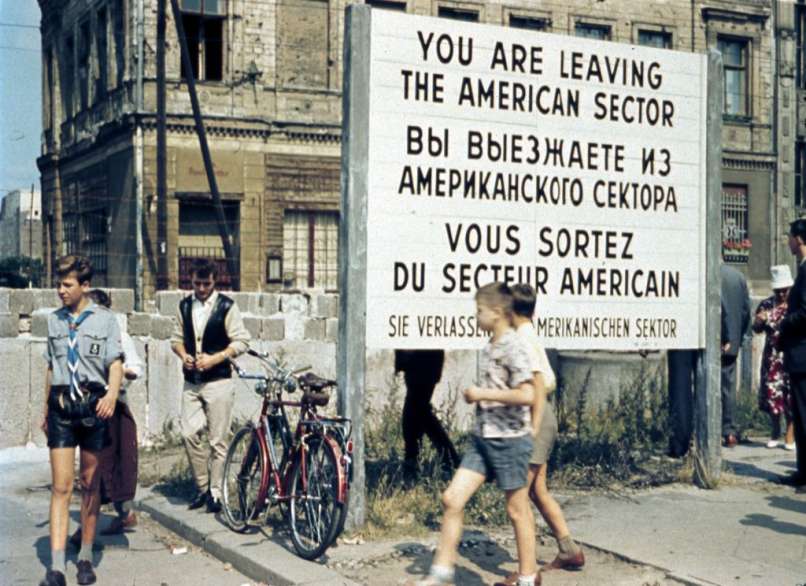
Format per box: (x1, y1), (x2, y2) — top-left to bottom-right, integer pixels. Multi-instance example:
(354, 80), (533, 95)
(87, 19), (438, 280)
(510, 284), (536, 319)
(790, 219), (806, 243)
(475, 282), (514, 316)
(88, 289), (111, 309)
(55, 255), (93, 284)
(190, 258), (218, 280)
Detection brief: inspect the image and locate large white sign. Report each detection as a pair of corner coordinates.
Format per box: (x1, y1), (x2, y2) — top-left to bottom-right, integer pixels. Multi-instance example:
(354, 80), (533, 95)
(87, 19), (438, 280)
(363, 11), (708, 350)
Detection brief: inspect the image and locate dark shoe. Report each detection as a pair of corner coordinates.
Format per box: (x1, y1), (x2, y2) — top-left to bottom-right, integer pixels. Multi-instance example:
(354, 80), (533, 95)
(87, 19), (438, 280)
(39, 570), (66, 586)
(779, 473), (806, 486)
(206, 495), (222, 514)
(188, 492), (208, 510)
(76, 560), (96, 585)
(723, 434), (738, 448)
(496, 572), (541, 586)
(69, 527), (82, 547)
(100, 511), (137, 535)
(545, 550), (586, 571)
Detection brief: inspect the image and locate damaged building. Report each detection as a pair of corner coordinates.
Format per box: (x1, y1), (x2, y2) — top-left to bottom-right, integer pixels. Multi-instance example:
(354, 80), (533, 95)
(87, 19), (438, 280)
(37, 0), (805, 303)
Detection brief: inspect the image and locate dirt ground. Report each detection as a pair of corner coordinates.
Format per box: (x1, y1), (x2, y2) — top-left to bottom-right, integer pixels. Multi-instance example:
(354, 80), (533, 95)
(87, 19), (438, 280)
(325, 528), (685, 586)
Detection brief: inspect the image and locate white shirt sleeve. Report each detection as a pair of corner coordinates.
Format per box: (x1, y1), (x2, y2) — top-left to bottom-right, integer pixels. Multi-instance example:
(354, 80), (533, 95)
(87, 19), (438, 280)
(121, 333), (145, 381)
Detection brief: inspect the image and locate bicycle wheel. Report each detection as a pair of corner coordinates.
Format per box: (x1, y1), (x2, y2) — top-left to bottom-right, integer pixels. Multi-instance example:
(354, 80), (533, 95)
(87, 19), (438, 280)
(326, 431), (350, 545)
(288, 435), (343, 559)
(222, 425), (264, 532)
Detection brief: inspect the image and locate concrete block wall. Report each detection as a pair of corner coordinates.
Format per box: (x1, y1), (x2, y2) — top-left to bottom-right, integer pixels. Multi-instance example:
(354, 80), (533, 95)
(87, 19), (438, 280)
(0, 288), (765, 449)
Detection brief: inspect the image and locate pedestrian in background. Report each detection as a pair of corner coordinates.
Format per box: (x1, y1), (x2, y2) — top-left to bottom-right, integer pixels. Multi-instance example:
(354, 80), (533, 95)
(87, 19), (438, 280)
(720, 263), (752, 447)
(395, 349), (459, 479)
(779, 219), (806, 490)
(752, 266), (795, 450)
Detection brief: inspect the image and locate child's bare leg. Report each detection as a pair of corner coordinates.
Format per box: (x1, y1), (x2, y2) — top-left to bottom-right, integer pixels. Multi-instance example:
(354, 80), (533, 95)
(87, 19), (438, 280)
(506, 486), (537, 577)
(432, 468), (486, 569)
(530, 463), (583, 567)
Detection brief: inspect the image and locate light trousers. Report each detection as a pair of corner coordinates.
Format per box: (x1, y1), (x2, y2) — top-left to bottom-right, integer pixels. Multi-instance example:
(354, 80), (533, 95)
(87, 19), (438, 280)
(180, 378), (234, 500)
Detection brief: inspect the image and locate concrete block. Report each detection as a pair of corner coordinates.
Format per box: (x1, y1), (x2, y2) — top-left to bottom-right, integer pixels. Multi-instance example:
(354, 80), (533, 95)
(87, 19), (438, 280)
(0, 338), (31, 448)
(146, 340), (185, 441)
(31, 308), (53, 338)
(0, 289), (9, 313)
(263, 341), (337, 380)
(313, 293), (339, 318)
(34, 289), (61, 310)
(259, 293), (279, 315)
(29, 339), (48, 447)
(10, 289), (33, 315)
(229, 292), (260, 315)
(261, 317), (284, 341)
(284, 314), (305, 341)
(156, 290), (185, 316)
(109, 289), (135, 313)
(303, 318), (326, 341)
(18, 317), (31, 334)
(279, 293), (309, 315)
(128, 312), (152, 337)
(0, 313), (19, 337)
(242, 315), (261, 339)
(151, 315), (176, 340)
(325, 318), (339, 342)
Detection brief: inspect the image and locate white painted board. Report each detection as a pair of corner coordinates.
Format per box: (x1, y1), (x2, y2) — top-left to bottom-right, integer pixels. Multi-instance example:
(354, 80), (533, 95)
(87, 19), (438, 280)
(362, 11), (708, 350)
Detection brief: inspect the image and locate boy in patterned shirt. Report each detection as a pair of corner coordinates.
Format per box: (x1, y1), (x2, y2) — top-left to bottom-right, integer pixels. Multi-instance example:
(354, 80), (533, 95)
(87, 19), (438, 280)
(408, 282), (539, 586)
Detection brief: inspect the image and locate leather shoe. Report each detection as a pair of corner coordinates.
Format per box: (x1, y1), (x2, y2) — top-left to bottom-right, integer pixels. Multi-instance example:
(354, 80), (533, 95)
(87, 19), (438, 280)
(188, 492), (208, 510)
(39, 570), (66, 586)
(545, 550), (586, 571)
(76, 560), (96, 585)
(779, 473), (806, 486)
(207, 494), (222, 514)
(723, 434), (738, 448)
(100, 511), (137, 535)
(495, 572), (541, 586)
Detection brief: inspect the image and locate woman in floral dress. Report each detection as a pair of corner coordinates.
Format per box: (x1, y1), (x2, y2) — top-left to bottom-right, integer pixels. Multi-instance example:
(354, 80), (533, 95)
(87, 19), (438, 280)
(752, 265), (795, 450)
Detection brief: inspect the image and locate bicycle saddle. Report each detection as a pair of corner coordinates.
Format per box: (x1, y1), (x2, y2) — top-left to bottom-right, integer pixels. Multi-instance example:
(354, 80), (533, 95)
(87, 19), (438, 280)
(299, 372), (337, 392)
(302, 391), (331, 407)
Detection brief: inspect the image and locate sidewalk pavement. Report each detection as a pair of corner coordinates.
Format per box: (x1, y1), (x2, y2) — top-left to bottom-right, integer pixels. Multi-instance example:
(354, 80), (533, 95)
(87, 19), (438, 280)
(560, 439), (805, 585)
(138, 438), (805, 586)
(136, 486), (360, 586)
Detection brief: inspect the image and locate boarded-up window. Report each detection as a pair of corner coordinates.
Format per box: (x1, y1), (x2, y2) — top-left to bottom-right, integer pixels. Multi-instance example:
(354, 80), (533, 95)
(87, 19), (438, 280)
(283, 210), (338, 289)
(277, 0), (329, 88)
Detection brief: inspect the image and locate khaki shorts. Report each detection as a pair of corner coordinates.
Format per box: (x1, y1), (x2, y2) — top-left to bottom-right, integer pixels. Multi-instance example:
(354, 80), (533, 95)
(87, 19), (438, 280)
(530, 402), (558, 466)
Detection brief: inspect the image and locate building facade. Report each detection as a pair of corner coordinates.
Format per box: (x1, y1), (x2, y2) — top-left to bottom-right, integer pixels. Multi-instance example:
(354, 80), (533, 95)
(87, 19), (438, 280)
(0, 189), (43, 260)
(37, 0), (802, 302)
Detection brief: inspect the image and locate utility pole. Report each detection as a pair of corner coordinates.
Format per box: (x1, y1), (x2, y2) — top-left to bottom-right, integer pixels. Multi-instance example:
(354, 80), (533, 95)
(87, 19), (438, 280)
(157, 0), (168, 290)
(29, 183), (34, 288)
(169, 0), (239, 290)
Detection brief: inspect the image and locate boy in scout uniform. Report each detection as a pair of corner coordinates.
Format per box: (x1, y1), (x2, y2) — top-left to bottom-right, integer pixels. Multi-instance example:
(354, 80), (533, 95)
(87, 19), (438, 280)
(40, 255), (124, 586)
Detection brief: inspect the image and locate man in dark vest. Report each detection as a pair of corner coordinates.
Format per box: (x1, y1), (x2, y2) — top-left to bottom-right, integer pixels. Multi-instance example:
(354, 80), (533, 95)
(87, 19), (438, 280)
(171, 259), (250, 512)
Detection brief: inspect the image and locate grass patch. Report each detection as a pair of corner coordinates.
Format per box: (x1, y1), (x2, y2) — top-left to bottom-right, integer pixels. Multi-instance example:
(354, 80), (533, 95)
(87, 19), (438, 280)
(356, 363), (684, 538)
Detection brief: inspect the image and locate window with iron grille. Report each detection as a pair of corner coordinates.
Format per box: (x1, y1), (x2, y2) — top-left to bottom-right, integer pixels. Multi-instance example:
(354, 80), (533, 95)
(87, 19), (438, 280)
(179, 0), (226, 81)
(177, 199), (239, 289)
(81, 210), (108, 276)
(721, 184), (750, 264)
(282, 210), (338, 289)
(575, 22), (611, 40)
(716, 36), (749, 118)
(797, 140), (805, 209)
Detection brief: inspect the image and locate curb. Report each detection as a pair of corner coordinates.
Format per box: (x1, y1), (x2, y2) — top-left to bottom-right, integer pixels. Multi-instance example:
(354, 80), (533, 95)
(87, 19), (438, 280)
(136, 488), (360, 586)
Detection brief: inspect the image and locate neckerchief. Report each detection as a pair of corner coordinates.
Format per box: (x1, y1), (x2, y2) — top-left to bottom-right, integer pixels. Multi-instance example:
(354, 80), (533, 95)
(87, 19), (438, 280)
(67, 309), (93, 401)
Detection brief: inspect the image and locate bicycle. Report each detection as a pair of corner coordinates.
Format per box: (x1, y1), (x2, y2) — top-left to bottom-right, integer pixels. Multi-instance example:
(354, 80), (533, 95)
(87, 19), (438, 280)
(221, 349), (353, 560)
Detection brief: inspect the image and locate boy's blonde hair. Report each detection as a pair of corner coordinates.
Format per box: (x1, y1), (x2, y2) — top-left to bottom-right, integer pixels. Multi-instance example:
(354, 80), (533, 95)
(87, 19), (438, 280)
(475, 282), (514, 316)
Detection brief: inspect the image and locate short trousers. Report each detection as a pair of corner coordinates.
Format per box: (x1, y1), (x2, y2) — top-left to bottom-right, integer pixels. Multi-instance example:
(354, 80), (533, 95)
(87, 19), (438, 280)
(47, 388), (109, 451)
(460, 433), (533, 491)
(530, 402), (558, 466)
